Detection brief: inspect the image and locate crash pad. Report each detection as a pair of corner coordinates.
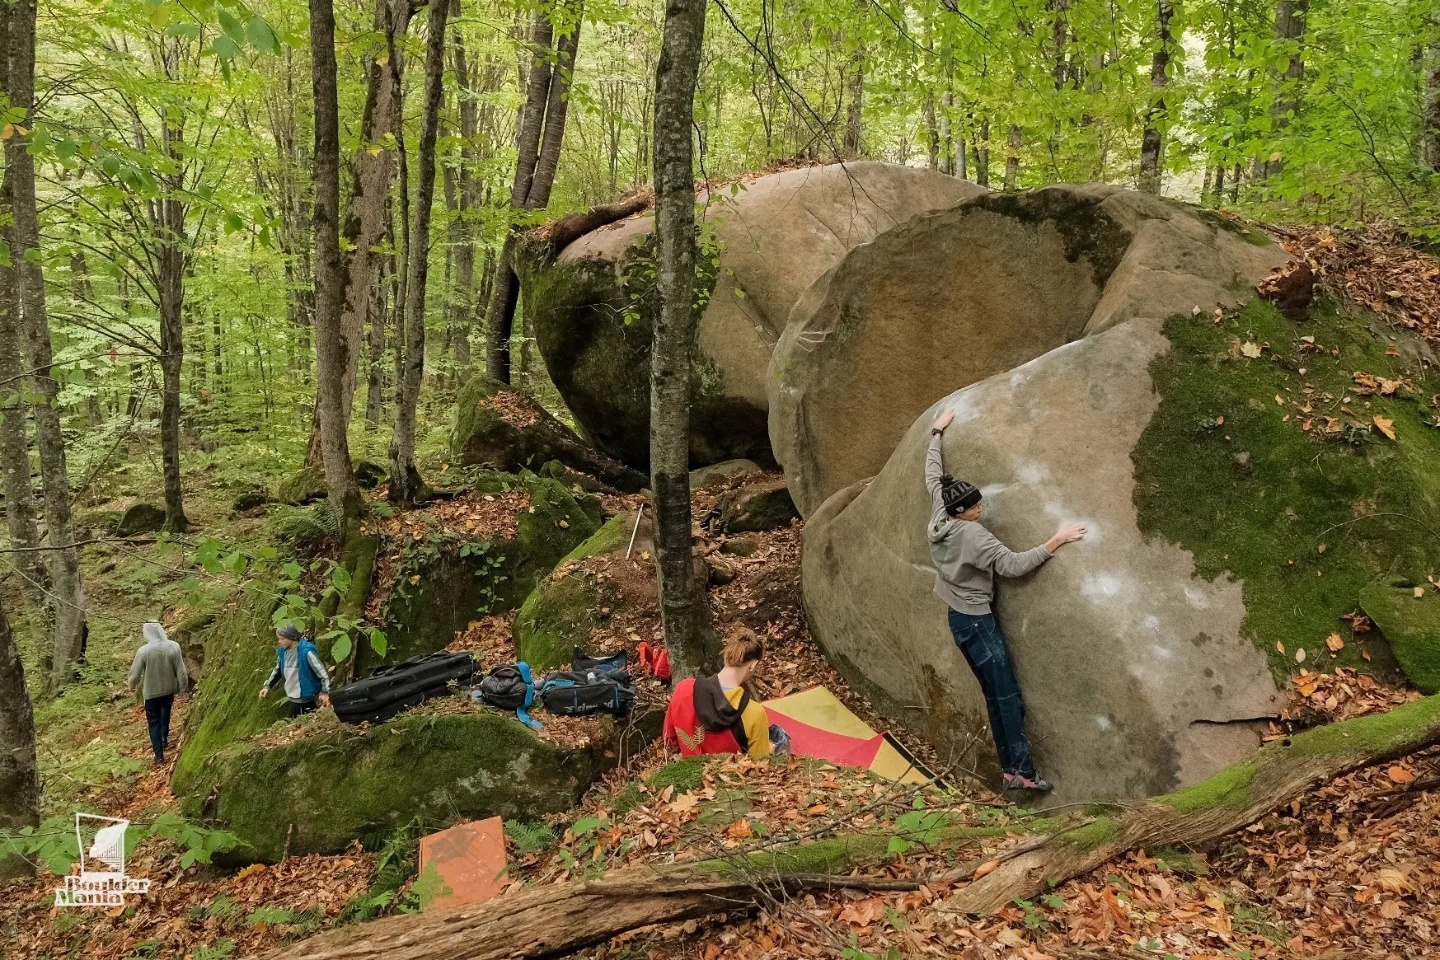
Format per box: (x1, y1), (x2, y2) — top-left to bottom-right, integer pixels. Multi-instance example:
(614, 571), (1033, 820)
(416, 816), (508, 911)
(764, 687), (929, 785)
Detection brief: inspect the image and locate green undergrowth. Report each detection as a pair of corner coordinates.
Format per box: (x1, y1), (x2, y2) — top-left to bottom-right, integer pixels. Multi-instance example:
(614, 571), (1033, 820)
(1134, 297), (1440, 683)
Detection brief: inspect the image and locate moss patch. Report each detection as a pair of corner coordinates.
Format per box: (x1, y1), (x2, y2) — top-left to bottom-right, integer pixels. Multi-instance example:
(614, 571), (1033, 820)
(646, 756), (708, 793)
(1133, 298), (1440, 682)
(1285, 691), (1440, 758)
(181, 710), (624, 862)
(1057, 816), (1120, 849)
(1359, 583), (1440, 694)
(1160, 758), (1259, 814)
(973, 190), (1132, 287)
(172, 587), (291, 795)
(513, 515), (632, 670)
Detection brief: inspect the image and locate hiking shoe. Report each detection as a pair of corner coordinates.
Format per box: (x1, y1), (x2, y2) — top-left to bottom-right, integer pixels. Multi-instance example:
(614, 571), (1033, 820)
(1003, 773), (1053, 792)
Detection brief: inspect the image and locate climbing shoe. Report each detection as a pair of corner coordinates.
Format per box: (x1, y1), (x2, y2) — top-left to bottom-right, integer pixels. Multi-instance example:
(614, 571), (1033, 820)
(1003, 773), (1053, 792)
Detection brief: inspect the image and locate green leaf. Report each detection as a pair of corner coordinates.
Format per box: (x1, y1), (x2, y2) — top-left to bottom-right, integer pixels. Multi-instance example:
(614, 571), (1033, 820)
(224, 212), (243, 233)
(245, 16), (281, 55)
(213, 33), (242, 62)
(329, 634), (352, 663)
(367, 628), (388, 658)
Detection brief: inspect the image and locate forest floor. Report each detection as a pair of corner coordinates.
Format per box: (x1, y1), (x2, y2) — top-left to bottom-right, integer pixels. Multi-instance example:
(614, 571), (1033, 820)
(4, 226), (1440, 959)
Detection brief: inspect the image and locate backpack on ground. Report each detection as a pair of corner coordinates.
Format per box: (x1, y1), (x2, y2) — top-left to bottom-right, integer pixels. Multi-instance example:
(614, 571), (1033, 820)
(332, 651), (475, 725)
(477, 662), (541, 729)
(571, 647), (627, 674)
(538, 668), (636, 717)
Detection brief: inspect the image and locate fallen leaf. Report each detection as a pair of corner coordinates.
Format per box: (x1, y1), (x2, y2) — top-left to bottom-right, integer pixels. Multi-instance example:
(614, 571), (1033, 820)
(1276, 394), (1286, 406)
(1276, 641), (1286, 654)
(1415, 586), (1426, 599)
(725, 818), (753, 839)
(1295, 648), (1307, 663)
(1373, 415), (1396, 440)
(236, 863), (267, 880)
(1241, 341), (1263, 358)
(1318, 543), (1327, 553)
(1380, 901), (1404, 920)
(973, 860), (999, 880)
(1376, 868), (1413, 893)
(1387, 765), (1415, 784)
(1326, 633), (1344, 651)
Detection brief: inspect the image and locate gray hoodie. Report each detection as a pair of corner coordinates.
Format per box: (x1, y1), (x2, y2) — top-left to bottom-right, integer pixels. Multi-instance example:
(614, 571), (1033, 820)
(926, 432), (1052, 615)
(128, 622), (190, 700)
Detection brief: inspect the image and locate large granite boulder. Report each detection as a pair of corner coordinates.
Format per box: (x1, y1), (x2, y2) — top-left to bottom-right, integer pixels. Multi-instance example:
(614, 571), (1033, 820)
(770, 184), (1288, 516)
(521, 162), (983, 469)
(803, 318), (1285, 803)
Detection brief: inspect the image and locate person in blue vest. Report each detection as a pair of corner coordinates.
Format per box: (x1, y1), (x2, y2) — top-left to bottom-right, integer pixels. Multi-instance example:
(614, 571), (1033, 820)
(258, 624), (331, 717)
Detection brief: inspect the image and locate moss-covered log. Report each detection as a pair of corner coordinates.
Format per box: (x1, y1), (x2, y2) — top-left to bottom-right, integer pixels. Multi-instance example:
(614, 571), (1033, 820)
(260, 697), (1440, 959)
(947, 693), (1440, 914)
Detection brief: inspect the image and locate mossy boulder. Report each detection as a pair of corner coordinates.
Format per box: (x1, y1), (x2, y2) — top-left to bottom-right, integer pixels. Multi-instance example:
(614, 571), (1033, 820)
(172, 587), (300, 796)
(116, 503), (167, 536)
(805, 296), (1439, 803)
(1360, 584), (1440, 694)
(522, 162), (982, 469)
(371, 473), (603, 670)
(277, 460), (386, 506)
(180, 708), (661, 863)
(770, 183), (1289, 515)
(451, 376), (647, 493)
(514, 513), (656, 671)
(718, 478), (798, 533)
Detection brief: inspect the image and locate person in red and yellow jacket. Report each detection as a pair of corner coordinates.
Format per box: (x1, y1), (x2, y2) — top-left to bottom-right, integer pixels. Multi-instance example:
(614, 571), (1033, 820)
(663, 633), (788, 758)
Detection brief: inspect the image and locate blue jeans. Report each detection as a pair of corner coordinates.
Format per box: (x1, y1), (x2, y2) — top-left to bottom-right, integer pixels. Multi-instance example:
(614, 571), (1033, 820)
(947, 610), (1037, 779)
(144, 694), (174, 762)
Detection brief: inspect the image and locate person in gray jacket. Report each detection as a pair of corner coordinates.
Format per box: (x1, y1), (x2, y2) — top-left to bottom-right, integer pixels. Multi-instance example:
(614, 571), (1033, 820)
(128, 622), (190, 766)
(927, 408), (1085, 792)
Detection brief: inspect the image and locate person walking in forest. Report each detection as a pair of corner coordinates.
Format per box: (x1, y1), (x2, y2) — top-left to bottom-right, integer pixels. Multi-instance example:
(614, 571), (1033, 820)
(127, 622), (189, 767)
(927, 408), (1086, 793)
(664, 632), (790, 759)
(259, 624), (331, 717)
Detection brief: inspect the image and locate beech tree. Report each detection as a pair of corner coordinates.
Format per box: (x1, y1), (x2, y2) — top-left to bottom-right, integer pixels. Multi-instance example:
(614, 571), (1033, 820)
(4, 0), (87, 691)
(0, 596), (38, 879)
(648, 0), (711, 678)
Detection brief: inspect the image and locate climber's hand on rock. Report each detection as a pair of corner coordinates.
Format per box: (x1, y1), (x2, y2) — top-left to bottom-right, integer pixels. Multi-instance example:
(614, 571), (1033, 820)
(1055, 523), (1086, 545)
(932, 409), (955, 432)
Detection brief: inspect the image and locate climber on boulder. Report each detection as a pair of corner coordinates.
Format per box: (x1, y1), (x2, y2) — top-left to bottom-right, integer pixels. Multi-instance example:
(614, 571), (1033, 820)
(663, 632), (790, 759)
(927, 408), (1086, 793)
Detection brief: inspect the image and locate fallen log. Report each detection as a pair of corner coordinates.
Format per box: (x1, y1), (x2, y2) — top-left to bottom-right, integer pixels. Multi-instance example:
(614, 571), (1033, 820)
(255, 696), (1440, 959)
(946, 693), (1440, 914)
(529, 188), (653, 259)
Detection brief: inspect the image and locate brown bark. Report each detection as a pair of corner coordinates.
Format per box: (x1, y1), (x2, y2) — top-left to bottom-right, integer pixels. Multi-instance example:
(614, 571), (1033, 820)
(531, 187), (652, 258)
(1260, 0), (1309, 180)
(1003, 123), (1022, 190)
(1137, 0), (1176, 194)
(448, 8), (479, 376)
(0, 17), (50, 636)
(388, 0), (449, 505)
(0, 596), (39, 879)
(484, 4), (582, 385)
(649, 0), (714, 680)
(1423, 40), (1440, 171)
(6, 0), (87, 691)
(309, 0), (362, 527)
(363, 254), (390, 427)
(305, 0), (414, 465)
(973, 118), (990, 186)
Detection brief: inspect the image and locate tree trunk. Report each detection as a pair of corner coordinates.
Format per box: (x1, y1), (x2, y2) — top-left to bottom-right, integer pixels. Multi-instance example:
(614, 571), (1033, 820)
(1261, 0), (1309, 179)
(649, 0), (713, 681)
(1003, 124), (1022, 190)
(1423, 41), (1440, 171)
(305, 0), (414, 465)
(1137, 0), (1176, 194)
(842, 9), (864, 160)
(157, 199), (189, 531)
(0, 597), (39, 879)
(6, 0), (87, 691)
(0, 82), (50, 636)
(309, 0), (363, 528)
(974, 118), (990, 186)
(257, 696), (1440, 960)
(364, 254), (390, 427)
(448, 7), (479, 378)
(948, 693), (1440, 913)
(485, 5), (582, 384)
(923, 97), (939, 170)
(388, 0), (449, 505)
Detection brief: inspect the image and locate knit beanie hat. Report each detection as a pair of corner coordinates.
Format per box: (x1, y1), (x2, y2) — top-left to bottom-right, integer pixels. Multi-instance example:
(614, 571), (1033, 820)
(277, 624), (303, 642)
(940, 475), (982, 515)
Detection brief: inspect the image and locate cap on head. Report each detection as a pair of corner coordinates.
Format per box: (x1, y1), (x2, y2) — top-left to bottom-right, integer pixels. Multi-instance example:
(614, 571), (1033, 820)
(277, 624), (302, 643)
(941, 476), (982, 516)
